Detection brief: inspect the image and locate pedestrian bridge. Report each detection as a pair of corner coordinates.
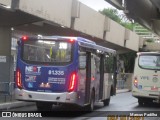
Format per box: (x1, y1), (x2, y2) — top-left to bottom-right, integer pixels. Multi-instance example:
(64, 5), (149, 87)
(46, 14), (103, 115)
(0, 0), (143, 83)
(0, 0), (141, 53)
(105, 0), (160, 52)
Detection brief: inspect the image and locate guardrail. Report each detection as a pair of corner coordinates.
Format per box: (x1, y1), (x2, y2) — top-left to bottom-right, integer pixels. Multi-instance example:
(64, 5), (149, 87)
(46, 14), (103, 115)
(116, 73), (133, 90)
(117, 80), (126, 89)
(0, 82), (15, 102)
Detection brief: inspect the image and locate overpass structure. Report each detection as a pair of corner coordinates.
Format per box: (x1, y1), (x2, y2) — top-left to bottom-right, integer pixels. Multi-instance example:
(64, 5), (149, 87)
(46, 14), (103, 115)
(105, 0), (160, 51)
(0, 0), (142, 82)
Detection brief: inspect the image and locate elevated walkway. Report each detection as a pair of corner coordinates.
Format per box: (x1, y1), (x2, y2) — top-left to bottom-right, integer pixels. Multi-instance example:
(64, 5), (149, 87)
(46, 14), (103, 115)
(0, 0), (142, 53)
(145, 42), (160, 52)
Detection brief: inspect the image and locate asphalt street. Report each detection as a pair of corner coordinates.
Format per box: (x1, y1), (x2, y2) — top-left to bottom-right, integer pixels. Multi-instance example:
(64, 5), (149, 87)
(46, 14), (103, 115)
(1, 92), (160, 120)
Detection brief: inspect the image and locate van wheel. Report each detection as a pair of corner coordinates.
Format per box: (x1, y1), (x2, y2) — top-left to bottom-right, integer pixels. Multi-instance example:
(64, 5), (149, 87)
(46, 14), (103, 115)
(143, 99), (153, 106)
(103, 98), (110, 106)
(138, 98), (143, 106)
(86, 91), (95, 111)
(36, 102), (52, 111)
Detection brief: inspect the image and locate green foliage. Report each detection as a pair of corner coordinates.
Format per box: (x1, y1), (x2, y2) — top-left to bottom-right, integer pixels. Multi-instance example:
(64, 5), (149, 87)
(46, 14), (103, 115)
(99, 8), (121, 23)
(121, 22), (135, 31)
(99, 8), (135, 30)
(100, 8), (137, 72)
(145, 39), (154, 43)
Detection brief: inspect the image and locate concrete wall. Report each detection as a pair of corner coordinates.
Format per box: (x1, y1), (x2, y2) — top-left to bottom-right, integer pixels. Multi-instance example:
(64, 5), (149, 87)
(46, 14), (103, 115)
(19, 0), (73, 27)
(139, 36), (144, 49)
(126, 30), (139, 51)
(17, 0), (141, 51)
(146, 42), (160, 51)
(0, 27), (11, 55)
(0, 27), (12, 83)
(74, 3), (105, 39)
(105, 20), (125, 46)
(0, 0), (11, 7)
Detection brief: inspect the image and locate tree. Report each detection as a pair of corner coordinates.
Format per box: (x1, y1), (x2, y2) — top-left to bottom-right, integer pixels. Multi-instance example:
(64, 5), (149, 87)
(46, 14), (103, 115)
(100, 8), (137, 73)
(99, 8), (135, 30)
(145, 38), (154, 43)
(99, 8), (121, 23)
(121, 22), (134, 31)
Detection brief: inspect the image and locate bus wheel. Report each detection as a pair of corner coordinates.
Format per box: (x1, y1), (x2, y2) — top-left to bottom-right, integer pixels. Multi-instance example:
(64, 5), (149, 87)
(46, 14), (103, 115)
(36, 102), (53, 111)
(103, 98), (110, 106)
(86, 91), (95, 111)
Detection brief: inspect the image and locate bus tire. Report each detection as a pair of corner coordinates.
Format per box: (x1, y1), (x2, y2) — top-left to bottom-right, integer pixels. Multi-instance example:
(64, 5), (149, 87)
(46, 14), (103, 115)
(86, 90), (95, 111)
(36, 102), (52, 111)
(103, 98), (110, 106)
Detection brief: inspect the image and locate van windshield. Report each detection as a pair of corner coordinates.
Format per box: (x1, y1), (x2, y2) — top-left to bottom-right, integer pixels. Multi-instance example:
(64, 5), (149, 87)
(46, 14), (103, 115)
(139, 55), (160, 70)
(22, 39), (73, 64)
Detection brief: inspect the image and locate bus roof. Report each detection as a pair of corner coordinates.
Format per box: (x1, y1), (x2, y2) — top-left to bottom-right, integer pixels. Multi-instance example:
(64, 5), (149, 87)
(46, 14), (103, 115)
(21, 35), (116, 55)
(137, 52), (160, 55)
(77, 38), (116, 55)
(36, 36), (96, 44)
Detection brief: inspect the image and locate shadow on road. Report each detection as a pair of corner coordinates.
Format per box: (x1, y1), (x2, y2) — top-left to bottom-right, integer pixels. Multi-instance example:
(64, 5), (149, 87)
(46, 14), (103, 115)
(37, 103), (107, 117)
(134, 102), (160, 109)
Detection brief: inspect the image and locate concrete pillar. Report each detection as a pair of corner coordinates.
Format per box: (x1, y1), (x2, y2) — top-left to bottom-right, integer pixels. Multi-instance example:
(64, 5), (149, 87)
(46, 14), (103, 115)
(0, 27), (11, 55)
(0, 27), (12, 83)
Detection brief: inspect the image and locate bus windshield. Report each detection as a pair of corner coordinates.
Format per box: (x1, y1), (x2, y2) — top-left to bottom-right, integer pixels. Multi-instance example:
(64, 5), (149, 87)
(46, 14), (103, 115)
(139, 55), (160, 70)
(22, 39), (72, 64)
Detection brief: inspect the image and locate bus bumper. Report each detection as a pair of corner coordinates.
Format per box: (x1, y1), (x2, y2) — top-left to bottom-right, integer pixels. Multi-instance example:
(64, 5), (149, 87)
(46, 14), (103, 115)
(15, 88), (78, 104)
(132, 90), (160, 102)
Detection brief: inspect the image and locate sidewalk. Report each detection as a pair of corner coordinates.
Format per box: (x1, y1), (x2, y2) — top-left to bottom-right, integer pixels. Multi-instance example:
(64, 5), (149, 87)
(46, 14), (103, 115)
(0, 89), (130, 110)
(116, 89), (131, 94)
(0, 101), (35, 110)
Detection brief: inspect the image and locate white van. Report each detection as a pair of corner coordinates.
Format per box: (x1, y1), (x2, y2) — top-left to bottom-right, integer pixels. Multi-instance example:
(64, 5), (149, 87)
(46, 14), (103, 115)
(132, 52), (160, 105)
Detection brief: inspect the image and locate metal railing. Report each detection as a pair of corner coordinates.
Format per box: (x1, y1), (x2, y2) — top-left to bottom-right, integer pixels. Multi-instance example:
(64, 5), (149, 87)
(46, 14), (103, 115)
(117, 80), (126, 89)
(116, 73), (133, 90)
(0, 82), (15, 102)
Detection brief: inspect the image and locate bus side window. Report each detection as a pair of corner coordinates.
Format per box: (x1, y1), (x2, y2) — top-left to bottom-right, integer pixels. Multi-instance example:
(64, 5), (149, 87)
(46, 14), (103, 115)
(104, 55), (109, 73)
(79, 52), (86, 69)
(28, 45), (37, 61)
(104, 55), (114, 73)
(95, 56), (100, 73)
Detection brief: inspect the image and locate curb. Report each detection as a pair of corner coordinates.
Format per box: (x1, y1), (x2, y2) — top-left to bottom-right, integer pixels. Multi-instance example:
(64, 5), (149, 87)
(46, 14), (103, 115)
(0, 101), (35, 110)
(116, 89), (131, 94)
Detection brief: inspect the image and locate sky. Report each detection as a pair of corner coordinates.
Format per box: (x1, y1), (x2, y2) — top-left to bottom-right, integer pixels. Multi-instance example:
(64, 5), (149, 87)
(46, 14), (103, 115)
(78, 0), (115, 11)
